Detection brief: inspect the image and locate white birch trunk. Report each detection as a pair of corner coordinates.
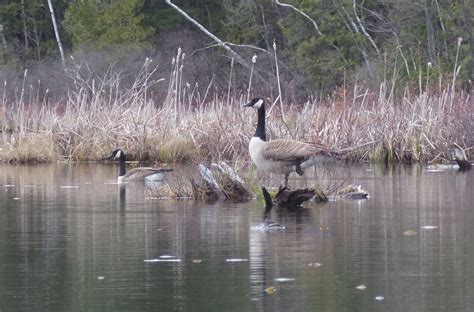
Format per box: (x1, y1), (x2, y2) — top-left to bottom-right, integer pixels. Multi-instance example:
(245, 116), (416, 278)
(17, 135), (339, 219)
(0, 24), (7, 63)
(47, 0), (65, 67)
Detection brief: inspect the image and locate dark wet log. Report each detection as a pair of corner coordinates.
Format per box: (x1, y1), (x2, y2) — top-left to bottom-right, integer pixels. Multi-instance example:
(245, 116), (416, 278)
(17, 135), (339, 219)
(453, 144), (472, 171)
(262, 187), (274, 210)
(262, 186), (316, 209)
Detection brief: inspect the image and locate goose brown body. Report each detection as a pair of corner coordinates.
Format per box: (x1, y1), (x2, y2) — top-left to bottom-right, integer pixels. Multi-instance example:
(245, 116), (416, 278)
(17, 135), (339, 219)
(245, 98), (335, 187)
(120, 167), (172, 182)
(106, 149), (172, 183)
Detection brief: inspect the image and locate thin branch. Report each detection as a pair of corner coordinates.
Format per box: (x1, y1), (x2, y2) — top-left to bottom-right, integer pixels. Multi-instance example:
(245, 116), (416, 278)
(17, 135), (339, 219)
(353, 0), (380, 55)
(191, 41), (295, 74)
(190, 42), (271, 57)
(275, 0), (322, 35)
(277, 0), (348, 66)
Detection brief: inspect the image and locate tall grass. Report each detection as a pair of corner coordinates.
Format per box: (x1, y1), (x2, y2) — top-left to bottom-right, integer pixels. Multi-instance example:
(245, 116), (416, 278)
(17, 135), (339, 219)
(0, 49), (472, 164)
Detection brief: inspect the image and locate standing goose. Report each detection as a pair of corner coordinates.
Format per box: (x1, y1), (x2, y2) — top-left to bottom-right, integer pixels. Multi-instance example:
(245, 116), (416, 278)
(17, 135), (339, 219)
(106, 149), (172, 183)
(244, 97), (337, 188)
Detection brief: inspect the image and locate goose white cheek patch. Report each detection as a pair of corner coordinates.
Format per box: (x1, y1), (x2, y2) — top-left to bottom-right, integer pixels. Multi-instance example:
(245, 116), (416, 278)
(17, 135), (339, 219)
(254, 99), (263, 109)
(115, 150), (122, 158)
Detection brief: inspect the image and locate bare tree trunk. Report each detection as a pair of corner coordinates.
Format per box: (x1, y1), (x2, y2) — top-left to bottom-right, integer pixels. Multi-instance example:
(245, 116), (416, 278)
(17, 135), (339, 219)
(0, 24), (7, 63)
(165, 0), (258, 78)
(47, 0), (65, 67)
(353, 0), (380, 55)
(31, 20), (41, 61)
(461, 0), (474, 83)
(334, 2), (372, 77)
(21, 0), (28, 54)
(433, 0), (448, 59)
(424, 0), (436, 64)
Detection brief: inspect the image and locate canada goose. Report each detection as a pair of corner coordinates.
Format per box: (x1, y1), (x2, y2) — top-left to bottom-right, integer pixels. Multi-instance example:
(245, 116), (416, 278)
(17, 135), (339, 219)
(244, 97), (336, 188)
(106, 149), (172, 183)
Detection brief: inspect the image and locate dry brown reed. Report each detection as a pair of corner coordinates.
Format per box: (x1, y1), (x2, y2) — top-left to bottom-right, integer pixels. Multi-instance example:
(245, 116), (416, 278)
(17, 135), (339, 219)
(0, 50), (472, 164)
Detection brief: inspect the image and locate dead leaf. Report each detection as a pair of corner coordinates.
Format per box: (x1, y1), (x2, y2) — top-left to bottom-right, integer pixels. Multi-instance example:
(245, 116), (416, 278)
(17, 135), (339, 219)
(265, 286), (277, 294)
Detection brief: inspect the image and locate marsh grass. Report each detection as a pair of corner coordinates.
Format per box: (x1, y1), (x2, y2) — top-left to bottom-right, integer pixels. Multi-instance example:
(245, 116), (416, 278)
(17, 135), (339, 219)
(0, 50), (472, 165)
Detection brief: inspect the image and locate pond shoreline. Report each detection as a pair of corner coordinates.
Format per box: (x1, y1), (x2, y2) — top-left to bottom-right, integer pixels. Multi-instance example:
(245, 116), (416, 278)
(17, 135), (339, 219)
(1, 89), (471, 165)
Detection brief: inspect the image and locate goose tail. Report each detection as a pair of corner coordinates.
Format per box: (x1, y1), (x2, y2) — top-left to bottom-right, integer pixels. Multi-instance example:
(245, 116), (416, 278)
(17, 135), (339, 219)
(300, 151), (342, 170)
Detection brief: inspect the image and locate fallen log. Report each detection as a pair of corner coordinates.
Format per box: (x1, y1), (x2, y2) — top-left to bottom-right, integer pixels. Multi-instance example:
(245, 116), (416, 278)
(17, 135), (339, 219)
(149, 162), (251, 200)
(261, 183), (369, 210)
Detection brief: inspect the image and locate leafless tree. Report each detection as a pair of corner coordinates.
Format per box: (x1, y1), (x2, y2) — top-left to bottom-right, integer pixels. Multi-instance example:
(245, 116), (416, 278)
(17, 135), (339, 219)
(47, 0), (65, 67)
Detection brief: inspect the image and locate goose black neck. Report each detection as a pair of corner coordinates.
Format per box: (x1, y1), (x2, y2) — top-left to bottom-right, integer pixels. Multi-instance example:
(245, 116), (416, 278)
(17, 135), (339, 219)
(118, 155), (126, 177)
(254, 105), (266, 141)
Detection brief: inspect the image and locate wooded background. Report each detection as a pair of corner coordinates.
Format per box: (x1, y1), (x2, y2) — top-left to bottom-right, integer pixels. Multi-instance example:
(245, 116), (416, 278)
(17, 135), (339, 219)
(0, 0), (472, 98)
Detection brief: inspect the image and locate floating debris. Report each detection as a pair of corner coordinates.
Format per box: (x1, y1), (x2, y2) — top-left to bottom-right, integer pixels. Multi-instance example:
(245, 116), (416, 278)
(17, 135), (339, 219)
(104, 181), (121, 185)
(308, 262), (322, 268)
(226, 258), (248, 262)
(355, 284), (367, 290)
(265, 286), (277, 294)
(274, 277), (295, 282)
(4, 184), (15, 187)
(375, 296), (385, 301)
(157, 228), (162, 231)
(426, 164), (458, 170)
(336, 184), (369, 199)
(403, 230), (417, 236)
(159, 255), (175, 259)
(13, 197), (21, 200)
(192, 259), (202, 263)
(143, 259), (181, 263)
(253, 219), (285, 231)
(60, 185), (79, 189)
(320, 225), (329, 232)
(422, 225), (438, 230)
(84, 182), (92, 185)
(97, 276), (105, 280)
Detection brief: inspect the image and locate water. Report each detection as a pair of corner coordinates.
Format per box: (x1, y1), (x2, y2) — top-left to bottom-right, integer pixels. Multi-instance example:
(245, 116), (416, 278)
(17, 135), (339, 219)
(0, 163), (473, 312)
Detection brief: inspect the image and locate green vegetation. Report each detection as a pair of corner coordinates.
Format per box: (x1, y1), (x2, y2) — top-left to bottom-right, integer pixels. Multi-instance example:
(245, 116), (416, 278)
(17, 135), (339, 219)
(0, 0), (472, 90)
(64, 0), (152, 49)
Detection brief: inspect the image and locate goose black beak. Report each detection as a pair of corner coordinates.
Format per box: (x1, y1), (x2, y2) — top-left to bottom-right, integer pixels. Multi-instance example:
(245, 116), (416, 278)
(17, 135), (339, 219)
(104, 154), (114, 161)
(243, 101), (253, 107)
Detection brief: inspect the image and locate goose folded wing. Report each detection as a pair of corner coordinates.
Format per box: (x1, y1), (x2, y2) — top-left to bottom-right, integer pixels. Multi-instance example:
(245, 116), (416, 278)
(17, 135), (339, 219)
(262, 139), (320, 161)
(124, 167), (172, 179)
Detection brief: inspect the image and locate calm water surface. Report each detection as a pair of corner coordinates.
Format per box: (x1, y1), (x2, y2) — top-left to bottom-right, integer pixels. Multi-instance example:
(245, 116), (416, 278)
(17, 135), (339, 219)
(0, 163), (473, 312)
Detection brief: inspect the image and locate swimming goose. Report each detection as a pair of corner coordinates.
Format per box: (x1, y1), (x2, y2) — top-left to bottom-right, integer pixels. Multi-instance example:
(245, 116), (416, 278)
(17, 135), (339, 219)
(106, 149), (172, 183)
(244, 97), (336, 188)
